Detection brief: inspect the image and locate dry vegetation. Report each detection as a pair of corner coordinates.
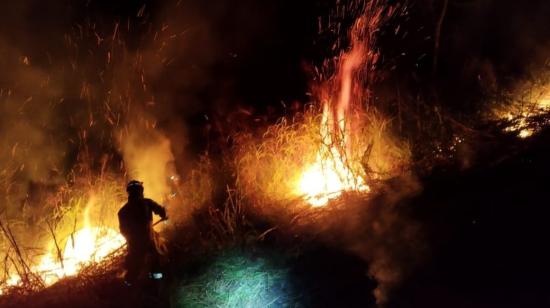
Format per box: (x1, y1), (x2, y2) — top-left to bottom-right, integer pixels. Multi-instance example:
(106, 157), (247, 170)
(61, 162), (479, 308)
(233, 107), (412, 208)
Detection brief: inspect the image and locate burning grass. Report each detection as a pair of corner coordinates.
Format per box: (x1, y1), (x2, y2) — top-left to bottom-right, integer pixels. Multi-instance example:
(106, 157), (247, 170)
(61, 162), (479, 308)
(0, 149), (218, 297)
(233, 107), (411, 209)
(0, 174), (127, 294)
(490, 69), (550, 138)
(0, 156), (226, 308)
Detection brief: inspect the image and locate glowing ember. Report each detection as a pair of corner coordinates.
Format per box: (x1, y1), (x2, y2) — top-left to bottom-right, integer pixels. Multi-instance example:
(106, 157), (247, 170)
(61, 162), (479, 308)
(500, 110), (541, 138)
(496, 83), (550, 138)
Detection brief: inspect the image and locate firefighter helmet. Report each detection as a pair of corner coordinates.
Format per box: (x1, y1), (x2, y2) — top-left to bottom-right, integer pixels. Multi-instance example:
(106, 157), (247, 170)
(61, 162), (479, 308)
(126, 180), (144, 194)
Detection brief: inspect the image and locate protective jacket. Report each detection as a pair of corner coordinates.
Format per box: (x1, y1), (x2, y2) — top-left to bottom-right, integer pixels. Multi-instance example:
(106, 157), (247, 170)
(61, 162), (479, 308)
(118, 197), (166, 240)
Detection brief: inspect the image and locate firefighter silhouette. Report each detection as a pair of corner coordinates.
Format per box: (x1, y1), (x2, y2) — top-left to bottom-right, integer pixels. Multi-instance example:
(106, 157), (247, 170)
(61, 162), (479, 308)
(118, 180), (168, 285)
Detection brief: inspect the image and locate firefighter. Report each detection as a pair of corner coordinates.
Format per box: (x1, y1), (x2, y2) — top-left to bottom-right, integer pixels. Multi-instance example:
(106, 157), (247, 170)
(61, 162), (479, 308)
(118, 180), (168, 286)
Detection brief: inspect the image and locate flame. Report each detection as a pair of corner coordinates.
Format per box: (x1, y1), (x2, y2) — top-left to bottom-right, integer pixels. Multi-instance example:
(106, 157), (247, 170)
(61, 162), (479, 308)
(35, 226), (125, 286)
(298, 105), (369, 206)
(297, 33), (370, 206)
(1, 197), (125, 293)
(299, 151), (369, 207)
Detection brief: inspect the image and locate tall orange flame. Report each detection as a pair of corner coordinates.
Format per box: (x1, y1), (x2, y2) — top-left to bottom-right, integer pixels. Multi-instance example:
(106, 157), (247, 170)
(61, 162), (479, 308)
(297, 2), (389, 206)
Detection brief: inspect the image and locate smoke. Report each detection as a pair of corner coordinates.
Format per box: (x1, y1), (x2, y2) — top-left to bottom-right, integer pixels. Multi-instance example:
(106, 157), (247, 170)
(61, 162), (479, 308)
(117, 121), (176, 203)
(0, 40), (66, 217)
(0, 0), (324, 199)
(289, 175), (424, 305)
(357, 177), (424, 304)
(0, 0), (216, 212)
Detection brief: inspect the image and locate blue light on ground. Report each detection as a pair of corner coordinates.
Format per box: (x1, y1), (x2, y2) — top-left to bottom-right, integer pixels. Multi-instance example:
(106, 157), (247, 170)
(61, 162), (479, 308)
(172, 251), (301, 307)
